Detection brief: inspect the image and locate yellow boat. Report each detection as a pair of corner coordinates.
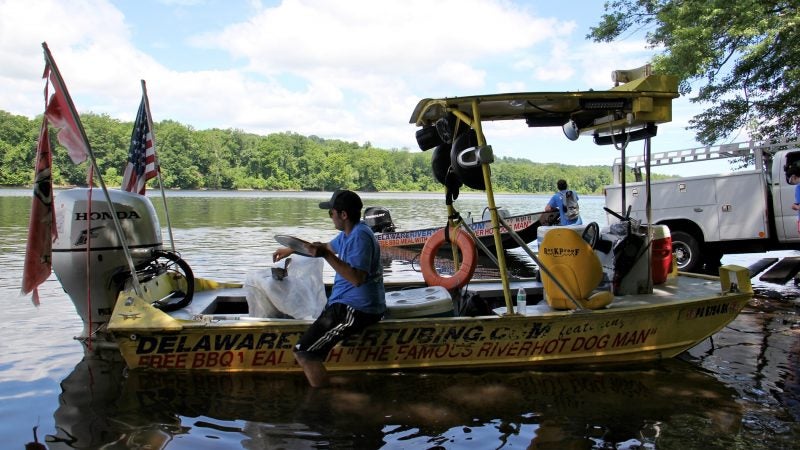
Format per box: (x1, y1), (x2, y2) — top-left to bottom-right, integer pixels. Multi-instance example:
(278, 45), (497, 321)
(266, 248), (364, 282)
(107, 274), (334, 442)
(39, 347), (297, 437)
(106, 272), (749, 372)
(47, 66), (752, 374)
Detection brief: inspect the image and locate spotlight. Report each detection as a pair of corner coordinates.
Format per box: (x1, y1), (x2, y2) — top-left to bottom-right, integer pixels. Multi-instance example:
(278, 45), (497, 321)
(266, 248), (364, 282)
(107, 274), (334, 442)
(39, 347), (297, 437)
(562, 120), (579, 141)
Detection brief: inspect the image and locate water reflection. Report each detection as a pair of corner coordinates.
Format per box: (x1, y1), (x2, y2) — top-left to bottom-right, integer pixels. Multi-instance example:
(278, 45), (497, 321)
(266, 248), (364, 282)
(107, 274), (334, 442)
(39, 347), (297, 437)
(47, 352), (742, 449)
(685, 297), (800, 429)
(2, 191), (799, 448)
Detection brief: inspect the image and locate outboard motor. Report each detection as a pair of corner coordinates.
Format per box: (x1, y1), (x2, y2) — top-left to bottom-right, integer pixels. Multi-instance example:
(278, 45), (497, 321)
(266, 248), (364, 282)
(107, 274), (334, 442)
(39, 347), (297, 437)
(363, 206), (396, 233)
(482, 206), (510, 221)
(52, 188), (163, 337)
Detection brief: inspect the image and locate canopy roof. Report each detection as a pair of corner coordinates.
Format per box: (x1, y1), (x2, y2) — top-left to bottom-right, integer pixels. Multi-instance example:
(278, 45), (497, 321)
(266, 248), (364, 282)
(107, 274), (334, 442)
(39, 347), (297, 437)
(409, 73), (679, 141)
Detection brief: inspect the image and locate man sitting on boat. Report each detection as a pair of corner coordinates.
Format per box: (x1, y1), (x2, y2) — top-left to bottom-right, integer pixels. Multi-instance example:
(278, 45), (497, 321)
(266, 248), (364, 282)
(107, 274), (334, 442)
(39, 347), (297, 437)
(545, 179), (583, 226)
(273, 189), (386, 387)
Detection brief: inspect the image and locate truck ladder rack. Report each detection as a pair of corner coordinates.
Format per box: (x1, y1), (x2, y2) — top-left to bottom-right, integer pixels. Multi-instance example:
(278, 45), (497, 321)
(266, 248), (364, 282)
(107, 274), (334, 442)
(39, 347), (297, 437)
(614, 136), (800, 170)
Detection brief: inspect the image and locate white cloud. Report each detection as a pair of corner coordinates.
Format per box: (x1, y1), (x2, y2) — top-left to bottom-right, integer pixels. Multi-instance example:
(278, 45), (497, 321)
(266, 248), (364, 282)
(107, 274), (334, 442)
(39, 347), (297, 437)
(0, 0), (698, 163)
(495, 81), (527, 93)
(574, 40), (656, 88)
(1, 0), (155, 115)
(179, 0), (583, 145)
(194, 0), (558, 73)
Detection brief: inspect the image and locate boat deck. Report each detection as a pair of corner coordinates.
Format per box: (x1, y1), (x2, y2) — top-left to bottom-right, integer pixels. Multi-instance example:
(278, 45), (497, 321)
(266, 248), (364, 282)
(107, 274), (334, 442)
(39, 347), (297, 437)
(495, 273), (729, 315)
(169, 273), (730, 323)
(169, 278), (543, 321)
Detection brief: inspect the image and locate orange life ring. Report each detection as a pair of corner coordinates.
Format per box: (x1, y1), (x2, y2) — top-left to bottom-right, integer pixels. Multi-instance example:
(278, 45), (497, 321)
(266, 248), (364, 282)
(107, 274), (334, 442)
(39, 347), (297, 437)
(420, 227), (478, 291)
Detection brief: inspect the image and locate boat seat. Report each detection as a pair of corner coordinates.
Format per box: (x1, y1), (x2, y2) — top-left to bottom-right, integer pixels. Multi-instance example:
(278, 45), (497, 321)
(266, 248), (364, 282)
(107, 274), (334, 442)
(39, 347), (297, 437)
(538, 228), (613, 310)
(385, 286), (453, 319)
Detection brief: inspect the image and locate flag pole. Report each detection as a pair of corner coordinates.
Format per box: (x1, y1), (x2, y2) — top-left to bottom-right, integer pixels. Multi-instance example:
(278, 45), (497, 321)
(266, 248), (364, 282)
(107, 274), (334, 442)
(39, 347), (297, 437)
(41, 42), (143, 296)
(141, 80), (175, 252)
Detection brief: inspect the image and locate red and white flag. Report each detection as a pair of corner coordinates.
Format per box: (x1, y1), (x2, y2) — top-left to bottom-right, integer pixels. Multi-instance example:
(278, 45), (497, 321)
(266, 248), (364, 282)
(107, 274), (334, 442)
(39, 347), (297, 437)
(42, 63), (88, 165)
(121, 98), (158, 194)
(21, 117), (57, 304)
(22, 43), (93, 303)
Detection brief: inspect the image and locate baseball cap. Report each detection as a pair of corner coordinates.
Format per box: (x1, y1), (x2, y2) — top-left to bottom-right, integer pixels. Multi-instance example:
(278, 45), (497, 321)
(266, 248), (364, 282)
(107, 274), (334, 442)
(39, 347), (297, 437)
(319, 189), (363, 211)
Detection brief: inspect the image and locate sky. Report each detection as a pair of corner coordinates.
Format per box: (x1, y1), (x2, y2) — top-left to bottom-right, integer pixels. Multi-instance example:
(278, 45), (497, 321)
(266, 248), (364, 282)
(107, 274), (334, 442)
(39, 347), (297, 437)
(0, 0), (738, 175)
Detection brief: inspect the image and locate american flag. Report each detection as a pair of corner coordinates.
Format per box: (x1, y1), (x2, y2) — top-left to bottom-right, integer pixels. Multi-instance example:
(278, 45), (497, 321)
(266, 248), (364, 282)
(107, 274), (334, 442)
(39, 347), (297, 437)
(122, 98), (157, 195)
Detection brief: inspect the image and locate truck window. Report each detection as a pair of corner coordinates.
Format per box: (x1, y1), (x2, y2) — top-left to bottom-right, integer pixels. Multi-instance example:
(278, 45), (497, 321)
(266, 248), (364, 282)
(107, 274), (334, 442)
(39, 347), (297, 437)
(784, 151), (800, 183)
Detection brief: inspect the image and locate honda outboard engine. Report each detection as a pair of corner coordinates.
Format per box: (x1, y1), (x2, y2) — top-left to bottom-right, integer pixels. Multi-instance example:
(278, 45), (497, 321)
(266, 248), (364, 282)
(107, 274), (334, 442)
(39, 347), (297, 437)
(52, 188), (163, 337)
(363, 206), (396, 233)
(482, 206), (510, 221)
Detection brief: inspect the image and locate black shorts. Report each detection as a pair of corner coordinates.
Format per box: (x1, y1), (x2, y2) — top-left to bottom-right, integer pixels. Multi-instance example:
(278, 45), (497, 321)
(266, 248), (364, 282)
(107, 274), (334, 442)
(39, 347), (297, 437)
(294, 302), (383, 361)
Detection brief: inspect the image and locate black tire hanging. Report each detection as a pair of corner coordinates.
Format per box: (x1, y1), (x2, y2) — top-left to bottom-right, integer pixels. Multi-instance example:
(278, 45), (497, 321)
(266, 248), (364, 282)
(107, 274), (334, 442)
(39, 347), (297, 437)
(416, 125), (443, 150)
(150, 250), (195, 312)
(431, 143), (454, 185)
(450, 129), (485, 190)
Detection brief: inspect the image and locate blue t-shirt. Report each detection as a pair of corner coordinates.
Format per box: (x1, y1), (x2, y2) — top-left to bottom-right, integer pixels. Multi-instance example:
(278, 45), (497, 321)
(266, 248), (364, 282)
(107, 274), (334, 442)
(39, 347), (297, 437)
(328, 221), (386, 314)
(795, 184), (800, 219)
(547, 190), (583, 226)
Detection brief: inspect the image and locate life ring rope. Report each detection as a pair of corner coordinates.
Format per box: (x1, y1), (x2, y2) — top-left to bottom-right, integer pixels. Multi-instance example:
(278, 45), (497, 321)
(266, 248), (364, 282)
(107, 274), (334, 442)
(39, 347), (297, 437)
(420, 227), (478, 291)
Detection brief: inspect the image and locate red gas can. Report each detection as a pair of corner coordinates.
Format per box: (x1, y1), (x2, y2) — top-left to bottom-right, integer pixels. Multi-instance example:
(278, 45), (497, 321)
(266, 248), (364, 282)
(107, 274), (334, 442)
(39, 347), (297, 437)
(651, 225), (672, 284)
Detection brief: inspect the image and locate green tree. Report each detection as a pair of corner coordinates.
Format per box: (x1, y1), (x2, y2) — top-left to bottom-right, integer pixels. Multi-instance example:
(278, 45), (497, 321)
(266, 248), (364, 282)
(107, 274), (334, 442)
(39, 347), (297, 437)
(1, 142), (35, 185)
(1, 108), (655, 194)
(354, 148), (390, 191)
(195, 129), (242, 189)
(320, 151), (357, 190)
(0, 111), (35, 146)
(155, 120), (202, 189)
(80, 112), (130, 185)
(589, 0), (800, 143)
(0, 112), (38, 186)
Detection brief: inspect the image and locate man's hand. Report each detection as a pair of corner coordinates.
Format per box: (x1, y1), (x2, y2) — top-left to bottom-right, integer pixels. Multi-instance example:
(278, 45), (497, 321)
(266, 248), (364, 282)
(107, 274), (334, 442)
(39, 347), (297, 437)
(273, 247), (293, 262)
(307, 242), (329, 258)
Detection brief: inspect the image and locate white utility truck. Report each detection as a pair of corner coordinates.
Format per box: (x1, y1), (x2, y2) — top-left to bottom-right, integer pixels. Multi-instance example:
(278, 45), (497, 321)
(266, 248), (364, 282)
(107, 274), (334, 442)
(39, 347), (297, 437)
(604, 137), (800, 273)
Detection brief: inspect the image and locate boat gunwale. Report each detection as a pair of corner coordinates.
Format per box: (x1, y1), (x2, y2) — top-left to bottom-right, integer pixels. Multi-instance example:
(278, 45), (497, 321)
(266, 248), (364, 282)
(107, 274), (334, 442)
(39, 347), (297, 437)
(108, 273), (751, 332)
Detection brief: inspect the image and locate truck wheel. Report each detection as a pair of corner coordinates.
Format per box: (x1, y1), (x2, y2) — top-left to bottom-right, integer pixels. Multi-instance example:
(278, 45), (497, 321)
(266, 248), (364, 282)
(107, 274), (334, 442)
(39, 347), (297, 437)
(671, 231), (701, 273)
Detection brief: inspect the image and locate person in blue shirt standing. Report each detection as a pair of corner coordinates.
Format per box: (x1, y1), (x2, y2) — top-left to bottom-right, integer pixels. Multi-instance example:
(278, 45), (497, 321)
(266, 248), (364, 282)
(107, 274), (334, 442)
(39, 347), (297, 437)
(545, 179), (583, 226)
(273, 189), (385, 387)
(790, 171), (800, 234)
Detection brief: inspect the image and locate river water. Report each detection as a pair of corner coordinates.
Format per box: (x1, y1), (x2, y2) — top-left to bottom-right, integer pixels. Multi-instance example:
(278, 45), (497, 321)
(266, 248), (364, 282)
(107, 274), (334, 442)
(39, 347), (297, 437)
(1, 189), (798, 449)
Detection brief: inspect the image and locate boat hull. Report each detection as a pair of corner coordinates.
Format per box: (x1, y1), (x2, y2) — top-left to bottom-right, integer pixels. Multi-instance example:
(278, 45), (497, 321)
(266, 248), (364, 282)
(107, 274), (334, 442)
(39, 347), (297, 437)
(109, 273), (750, 373)
(376, 212), (548, 250)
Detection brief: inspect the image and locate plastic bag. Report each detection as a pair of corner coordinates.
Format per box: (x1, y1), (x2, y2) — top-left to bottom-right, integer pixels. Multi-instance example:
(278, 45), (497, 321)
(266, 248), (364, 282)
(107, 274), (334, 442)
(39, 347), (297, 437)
(245, 255), (326, 319)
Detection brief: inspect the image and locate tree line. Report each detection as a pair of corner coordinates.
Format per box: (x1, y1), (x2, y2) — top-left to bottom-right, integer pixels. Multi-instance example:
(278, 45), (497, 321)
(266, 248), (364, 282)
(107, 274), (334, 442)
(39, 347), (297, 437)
(0, 109), (636, 194)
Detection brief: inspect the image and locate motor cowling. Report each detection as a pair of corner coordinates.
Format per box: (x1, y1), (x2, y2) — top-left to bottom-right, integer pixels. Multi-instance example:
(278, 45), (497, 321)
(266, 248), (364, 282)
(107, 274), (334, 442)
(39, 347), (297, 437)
(363, 206), (396, 233)
(51, 188), (163, 336)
